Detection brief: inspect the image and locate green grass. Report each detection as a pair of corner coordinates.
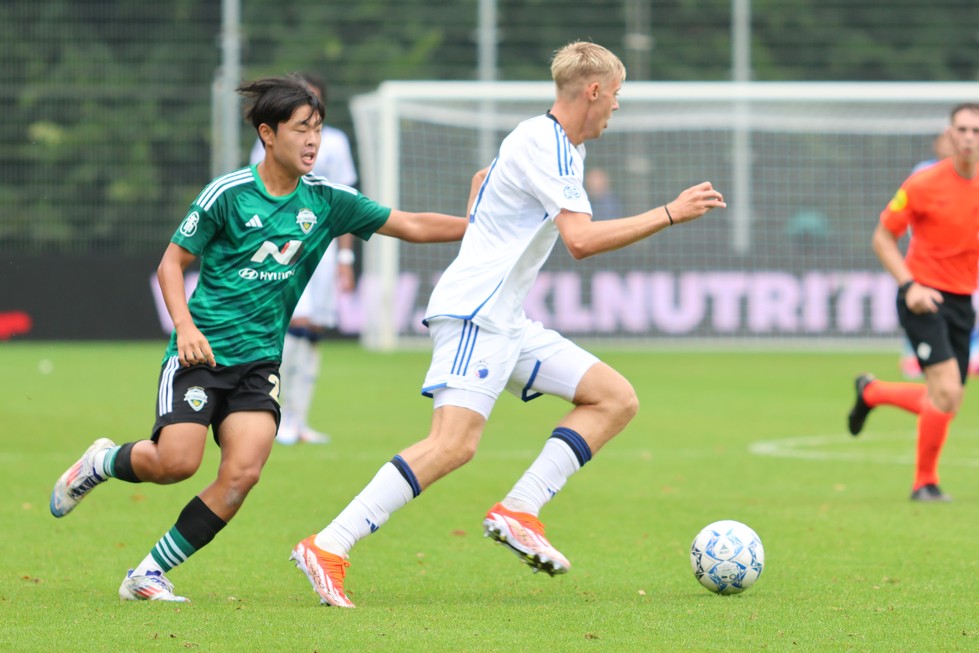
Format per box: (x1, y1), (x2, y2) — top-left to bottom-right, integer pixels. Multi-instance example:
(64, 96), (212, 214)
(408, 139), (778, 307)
(3, 342), (979, 652)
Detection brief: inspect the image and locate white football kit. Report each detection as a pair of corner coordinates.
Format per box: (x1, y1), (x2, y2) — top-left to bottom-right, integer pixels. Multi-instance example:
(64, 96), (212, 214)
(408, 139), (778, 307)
(422, 113), (600, 417)
(249, 125), (357, 328)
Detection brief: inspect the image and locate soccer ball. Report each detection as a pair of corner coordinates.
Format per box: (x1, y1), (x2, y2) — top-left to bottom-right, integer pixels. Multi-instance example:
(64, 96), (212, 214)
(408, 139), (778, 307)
(689, 520), (764, 595)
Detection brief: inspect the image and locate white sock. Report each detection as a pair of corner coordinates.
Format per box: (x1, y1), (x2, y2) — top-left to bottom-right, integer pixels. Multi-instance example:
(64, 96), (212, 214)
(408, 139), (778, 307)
(94, 448), (116, 477)
(280, 333), (318, 433)
(292, 343), (320, 434)
(132, 554), (163, 577)
(314, 462), (415, 556)
(503, 438), (581, 516)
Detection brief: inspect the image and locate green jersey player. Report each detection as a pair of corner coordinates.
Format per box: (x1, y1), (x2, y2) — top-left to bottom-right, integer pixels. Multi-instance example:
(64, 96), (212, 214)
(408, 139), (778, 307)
(49, 74), (470, 603)
(162, 157), (380, 366)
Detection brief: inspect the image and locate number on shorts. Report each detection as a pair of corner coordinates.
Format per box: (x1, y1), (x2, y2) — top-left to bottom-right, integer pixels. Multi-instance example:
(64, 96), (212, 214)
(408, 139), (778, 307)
(268, 374), (281, 403)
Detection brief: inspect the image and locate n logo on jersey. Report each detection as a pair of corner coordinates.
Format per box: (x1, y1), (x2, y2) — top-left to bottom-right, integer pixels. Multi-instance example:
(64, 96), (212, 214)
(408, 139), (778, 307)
(296, 208), (318, 234)
(250, 240), (304, 265)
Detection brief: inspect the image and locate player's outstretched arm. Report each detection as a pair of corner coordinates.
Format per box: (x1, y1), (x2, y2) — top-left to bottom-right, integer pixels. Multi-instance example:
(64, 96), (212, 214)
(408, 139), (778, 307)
(158, 243), (216, 367)
(376, 169), (482, 243)
(377, 209), (467, 243)
(556, 181), (725, 260)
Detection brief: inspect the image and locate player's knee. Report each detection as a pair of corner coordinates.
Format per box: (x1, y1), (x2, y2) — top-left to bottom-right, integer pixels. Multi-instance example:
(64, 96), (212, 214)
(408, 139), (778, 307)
(601, 377), (639, 424)
(236, 466), (263, 491)
(620, 385), (640, 422)
(931, 384), (963, 413)
(221, 462), (263, 492)
(158, 458), (200, 483)
(437, 437), (477, 469)
(457, 439), (480, 466)
(611, 384), (640, 427)
(431, 432), (479, 470)
(578, 365), (639, 424)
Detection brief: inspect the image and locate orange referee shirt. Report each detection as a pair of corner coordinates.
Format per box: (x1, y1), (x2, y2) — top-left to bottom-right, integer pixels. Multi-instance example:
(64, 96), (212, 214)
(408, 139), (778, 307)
(880, 158), (979, 295)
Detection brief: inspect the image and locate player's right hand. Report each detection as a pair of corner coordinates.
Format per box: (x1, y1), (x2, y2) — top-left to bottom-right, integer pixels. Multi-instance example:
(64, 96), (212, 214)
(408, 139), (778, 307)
(175, 325), (216, 367)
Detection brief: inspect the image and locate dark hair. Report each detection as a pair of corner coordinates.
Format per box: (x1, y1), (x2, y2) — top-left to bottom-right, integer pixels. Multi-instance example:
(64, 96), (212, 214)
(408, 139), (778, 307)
(237, 73), (325, 135)
(300, 71), (328, 107)
(950, 102), (979, 121)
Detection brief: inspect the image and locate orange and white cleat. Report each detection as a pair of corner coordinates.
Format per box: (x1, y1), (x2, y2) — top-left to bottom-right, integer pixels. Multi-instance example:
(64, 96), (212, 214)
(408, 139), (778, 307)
(290, 535), (355, 608)
(483, 502), (571, 576)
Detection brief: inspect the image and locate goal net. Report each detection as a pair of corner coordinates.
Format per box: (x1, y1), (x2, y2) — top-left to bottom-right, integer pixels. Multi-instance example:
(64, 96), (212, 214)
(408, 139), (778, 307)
(347, 81), (975, 350)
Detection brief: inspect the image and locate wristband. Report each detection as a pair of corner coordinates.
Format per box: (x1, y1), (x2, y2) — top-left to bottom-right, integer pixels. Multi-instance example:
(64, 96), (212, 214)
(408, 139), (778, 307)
(337, 249), (355, 265)
(664, 204), (674, 226)
(898, 280), (914, 296)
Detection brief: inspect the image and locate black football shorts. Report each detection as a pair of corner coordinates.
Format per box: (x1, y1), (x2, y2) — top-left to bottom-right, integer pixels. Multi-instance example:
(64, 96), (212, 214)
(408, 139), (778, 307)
(151, 358), (282, 444)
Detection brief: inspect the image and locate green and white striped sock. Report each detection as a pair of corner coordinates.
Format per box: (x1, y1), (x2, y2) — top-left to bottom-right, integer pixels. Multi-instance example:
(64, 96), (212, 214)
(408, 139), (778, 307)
(134, 527), (195, 575)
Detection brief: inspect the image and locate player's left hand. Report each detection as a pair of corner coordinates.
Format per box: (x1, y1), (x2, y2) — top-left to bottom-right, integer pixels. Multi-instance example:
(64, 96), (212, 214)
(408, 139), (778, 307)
(668, 182), (727, 224)
(905, 282), (943, 314)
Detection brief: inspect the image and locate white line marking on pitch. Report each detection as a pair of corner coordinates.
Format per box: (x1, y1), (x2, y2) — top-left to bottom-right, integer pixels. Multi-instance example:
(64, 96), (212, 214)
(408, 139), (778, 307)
(748, 431), (979, 468)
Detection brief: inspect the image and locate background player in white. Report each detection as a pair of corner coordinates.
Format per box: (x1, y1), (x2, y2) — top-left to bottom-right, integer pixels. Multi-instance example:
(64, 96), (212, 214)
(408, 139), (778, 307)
(290, 41), (726, 608)
(249, 72), (356, 445)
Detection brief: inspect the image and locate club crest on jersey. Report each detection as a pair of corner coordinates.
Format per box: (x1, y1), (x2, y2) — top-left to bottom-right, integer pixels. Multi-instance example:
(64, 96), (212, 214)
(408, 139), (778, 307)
(563, 185), (581, 200)
(296, 208), (318, 234)
(184, 386), (208, 412)
(471, 361), (490, 381)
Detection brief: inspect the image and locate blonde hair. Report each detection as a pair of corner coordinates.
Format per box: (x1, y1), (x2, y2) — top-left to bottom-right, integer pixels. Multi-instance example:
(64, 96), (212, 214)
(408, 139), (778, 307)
(550, 41), (626, 97)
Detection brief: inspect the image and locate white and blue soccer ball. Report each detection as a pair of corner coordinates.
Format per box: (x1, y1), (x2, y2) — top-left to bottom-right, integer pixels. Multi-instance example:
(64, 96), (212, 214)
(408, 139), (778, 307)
(690, 520), (764, 595)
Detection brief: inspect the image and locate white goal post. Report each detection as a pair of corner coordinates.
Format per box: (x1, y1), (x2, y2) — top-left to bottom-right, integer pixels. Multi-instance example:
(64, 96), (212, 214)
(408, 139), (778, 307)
(348, 81), (977, 351)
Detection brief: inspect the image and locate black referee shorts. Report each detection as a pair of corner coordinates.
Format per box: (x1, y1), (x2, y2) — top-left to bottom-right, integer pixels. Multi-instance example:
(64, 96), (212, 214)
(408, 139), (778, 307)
(897, 288), (975, 384)
(151, 358), (282, 444)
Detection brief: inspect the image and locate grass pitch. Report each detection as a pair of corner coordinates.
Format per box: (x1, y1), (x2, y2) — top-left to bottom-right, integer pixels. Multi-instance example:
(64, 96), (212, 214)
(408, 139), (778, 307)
(3, 341), (978, 652)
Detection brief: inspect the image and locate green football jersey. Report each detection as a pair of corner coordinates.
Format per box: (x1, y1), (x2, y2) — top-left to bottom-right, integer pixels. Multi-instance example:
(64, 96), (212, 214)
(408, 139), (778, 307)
(163, 165), (390, 365)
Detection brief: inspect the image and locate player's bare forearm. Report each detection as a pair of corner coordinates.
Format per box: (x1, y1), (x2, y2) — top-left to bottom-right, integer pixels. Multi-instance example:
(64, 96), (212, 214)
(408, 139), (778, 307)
(377, 210), (467, 243)
(336, 233), (356, 292)
(557, 181), (725, 259)
(871, 223), (912, 285)
(337, 233), (355, 250)
(158, 244), (195, 332)
(158, 243), (216, 366)
(872, 224), (941, 313)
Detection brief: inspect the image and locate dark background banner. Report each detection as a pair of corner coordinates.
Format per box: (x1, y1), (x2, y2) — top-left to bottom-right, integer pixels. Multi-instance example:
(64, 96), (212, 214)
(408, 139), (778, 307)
(1, 255), (162, 340)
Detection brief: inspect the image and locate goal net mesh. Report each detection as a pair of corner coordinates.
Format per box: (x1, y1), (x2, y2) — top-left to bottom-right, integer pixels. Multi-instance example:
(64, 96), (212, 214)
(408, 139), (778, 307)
(349, 82), (971, 349)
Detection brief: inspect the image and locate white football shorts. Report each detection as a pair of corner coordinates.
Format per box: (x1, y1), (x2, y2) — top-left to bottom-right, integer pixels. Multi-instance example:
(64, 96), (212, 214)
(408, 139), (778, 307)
(421, 317), (600, 419)
(291, 242), (339, 327)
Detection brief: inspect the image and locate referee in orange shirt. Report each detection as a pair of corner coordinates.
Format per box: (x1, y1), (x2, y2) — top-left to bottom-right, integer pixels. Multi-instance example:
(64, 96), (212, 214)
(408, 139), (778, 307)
(848, 103), (979, 501)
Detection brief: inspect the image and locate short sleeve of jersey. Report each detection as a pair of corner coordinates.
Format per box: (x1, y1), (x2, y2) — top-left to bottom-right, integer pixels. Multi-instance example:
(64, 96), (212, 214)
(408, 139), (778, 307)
(170, 203), (223, 255)
(524, 120), (592, 219)
(320, 184), (391, 239)
(880, 183), (913, 237)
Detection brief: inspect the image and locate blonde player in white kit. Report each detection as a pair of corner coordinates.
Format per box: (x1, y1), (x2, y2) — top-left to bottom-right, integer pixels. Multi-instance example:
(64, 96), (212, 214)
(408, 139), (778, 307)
(249, 72), (357, 445)
(291, 41), (727, 607)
